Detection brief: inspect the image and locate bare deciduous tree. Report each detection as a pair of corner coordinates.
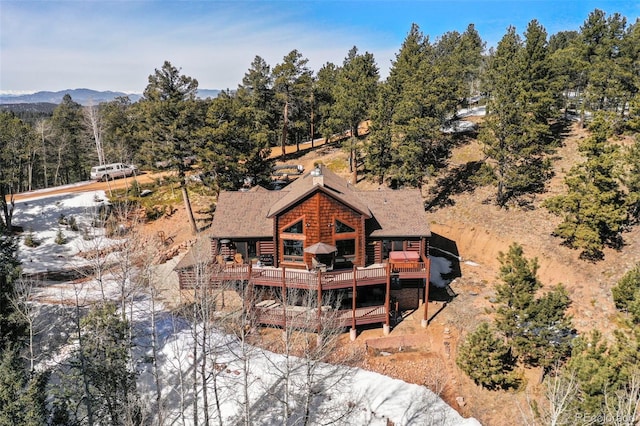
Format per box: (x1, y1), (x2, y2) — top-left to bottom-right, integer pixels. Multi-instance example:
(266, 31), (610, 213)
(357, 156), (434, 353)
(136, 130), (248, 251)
(84, 102), (105, 166)
(605, 369), (640, 426)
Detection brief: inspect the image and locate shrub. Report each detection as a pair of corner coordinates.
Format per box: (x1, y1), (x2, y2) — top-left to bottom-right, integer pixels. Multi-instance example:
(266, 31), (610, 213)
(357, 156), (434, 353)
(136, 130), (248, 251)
(54, 229), (67, 245)
(612, 264), (640, 323)
(456, 322), (519, 390)
(23, 228), (39, 247)
(67, 216), (79, 231)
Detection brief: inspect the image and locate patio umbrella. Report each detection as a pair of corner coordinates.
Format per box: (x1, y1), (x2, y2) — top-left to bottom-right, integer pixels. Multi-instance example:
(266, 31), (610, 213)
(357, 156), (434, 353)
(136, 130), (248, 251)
(304, 242), (337, 254)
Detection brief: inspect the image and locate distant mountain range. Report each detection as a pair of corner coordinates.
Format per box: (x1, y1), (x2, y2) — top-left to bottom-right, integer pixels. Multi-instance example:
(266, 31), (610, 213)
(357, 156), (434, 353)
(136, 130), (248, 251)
(0, 88), (222, 106)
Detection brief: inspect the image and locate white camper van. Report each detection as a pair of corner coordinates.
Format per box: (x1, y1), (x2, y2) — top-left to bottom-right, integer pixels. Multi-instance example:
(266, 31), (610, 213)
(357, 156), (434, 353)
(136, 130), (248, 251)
(90, 163), (137, 181)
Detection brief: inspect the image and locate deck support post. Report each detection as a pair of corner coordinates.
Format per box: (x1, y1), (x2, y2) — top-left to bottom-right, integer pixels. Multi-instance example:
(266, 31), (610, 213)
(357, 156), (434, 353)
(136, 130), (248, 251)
(349, 328), (357, 341)
(282, 267), (287, 330)
(317, 272), (323, 332)
(422, 257), (431, 328)
(383, 324), (390, 335)
(352, 266), (357, 331)
(384, 262), (391, 333)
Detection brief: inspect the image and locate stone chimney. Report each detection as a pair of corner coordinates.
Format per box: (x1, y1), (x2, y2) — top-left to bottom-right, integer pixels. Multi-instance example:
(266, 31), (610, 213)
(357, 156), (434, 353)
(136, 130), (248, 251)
(311, 166), (323, 186)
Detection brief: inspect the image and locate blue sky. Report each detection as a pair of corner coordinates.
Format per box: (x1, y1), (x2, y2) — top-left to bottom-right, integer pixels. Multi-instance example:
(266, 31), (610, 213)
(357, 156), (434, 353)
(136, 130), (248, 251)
(1, 1), (638, 94)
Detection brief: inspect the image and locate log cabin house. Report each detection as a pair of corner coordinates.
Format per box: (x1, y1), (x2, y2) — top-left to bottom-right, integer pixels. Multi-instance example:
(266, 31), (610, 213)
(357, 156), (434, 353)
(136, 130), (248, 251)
(175, 165), (432, 338)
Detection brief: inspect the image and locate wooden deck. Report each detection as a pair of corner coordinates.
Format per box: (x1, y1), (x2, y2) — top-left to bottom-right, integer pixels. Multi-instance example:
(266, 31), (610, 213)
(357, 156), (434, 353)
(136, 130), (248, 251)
(204, 263), (428, 290)
(192, 260), (430, 330)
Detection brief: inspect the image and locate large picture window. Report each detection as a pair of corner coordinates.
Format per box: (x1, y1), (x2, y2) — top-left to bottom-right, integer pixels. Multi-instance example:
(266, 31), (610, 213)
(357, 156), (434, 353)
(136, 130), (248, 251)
(283, 239), (304, 262)
(336, 239), (355, 257)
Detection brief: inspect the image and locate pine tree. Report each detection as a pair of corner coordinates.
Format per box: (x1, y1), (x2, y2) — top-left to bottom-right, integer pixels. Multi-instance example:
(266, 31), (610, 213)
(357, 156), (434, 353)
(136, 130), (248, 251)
(566, 330), (640, 418)
(0, 234), (26, 351)
(544, 112), (628, 259)
(456, 322), (518, 390)
(480, 23), (554, 207)
(272, 50), (313, 158)
(49, 94), (90, 185)
(514, 284), (574, 368)
(364, 82), (394, 184)
(0, 348), (49, 426)
(494, 243), (542, 339)
(623, 137), (640, 222)
(330, 46), (379, 182)
(369, 23), (471, 188)
(611, 264), (640, 321)
(138, 60), (202, 234)
(494, 244), (574, 368)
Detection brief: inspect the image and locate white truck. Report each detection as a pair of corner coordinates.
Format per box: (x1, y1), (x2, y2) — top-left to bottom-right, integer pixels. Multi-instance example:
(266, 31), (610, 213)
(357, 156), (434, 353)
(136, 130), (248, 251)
(90, 163), (137, 181)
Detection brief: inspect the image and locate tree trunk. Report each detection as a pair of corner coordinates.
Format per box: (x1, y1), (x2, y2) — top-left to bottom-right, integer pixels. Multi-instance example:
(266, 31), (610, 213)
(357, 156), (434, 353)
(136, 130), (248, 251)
(281, 102), (289, 159)
(181, 179), (198, 235)
(310, 94), (315, 148)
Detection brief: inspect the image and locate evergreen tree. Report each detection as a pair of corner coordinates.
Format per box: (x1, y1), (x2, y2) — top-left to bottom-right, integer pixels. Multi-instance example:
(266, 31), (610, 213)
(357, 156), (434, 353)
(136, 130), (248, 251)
(0, 348), (48, 426)
(0, 111), (38, 230)
(623, 137), (640, 222)
(494, 243), (542, 339)
(272, 50), (313, 158)
(480, 24), (553, 207)
(314, 61), (339, 142)
(369, 23), (468, 188)
(580, 10), (633, 115)
(364, 82), (394, 184)
(514, 284), (574, 368)
(0, 234), (26, 351)
(456, 322), (518, 390)
(196, 89), (273, 190)
(82, 303), (139, 425)
(544, 112), (628, 259)
(99, 96), (137, 165)
(235, 56), (277, 187)
(456, 24), (485, 101)
(548, 30), (586, 120)
(566, 330), (640, 418)
(611, 263), (640, 321)
(138, 60), (202, 234)
(56, 302), (140, 425)
(329, 46), (379, 181)
(49, 94), (90, 185)
(494, 244), (573, 368)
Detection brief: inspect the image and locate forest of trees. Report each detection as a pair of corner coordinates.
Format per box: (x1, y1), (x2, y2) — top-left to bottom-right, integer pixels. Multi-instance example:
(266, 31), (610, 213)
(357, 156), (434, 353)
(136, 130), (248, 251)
(1, 8), (640, 425)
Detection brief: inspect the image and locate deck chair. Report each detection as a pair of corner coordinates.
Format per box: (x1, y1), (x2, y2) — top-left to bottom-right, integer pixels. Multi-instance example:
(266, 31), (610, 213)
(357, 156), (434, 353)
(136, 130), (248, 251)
(234, 253), (244, 264)
(216, 254), (225, 264)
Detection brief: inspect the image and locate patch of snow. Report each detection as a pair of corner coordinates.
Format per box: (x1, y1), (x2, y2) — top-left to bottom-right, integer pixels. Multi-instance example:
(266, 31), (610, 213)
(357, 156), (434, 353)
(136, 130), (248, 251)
(442, 120), (478, 134)
(13, 191), (117, 275)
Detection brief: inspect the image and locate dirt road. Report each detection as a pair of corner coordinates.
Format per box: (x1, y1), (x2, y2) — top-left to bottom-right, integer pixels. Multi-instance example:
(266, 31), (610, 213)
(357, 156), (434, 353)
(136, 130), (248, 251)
(12, 171), (168, 202)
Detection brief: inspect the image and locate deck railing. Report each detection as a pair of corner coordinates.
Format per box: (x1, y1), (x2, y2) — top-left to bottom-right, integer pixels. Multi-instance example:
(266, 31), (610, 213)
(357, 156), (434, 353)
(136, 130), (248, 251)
(207, 262), (427, 289)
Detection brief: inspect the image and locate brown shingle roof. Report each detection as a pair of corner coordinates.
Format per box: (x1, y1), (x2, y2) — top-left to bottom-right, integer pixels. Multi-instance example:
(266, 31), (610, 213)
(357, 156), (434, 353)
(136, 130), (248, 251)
(357, 189), (431, 238)
(209, 189), (282, 238)
(267, 165), (371, 218)
(174, 236), (212, 270)
(207, 166), (429, 241)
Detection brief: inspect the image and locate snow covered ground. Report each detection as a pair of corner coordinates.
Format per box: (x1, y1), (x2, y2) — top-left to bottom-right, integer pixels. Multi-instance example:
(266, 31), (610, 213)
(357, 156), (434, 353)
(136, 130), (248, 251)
(13, 191), (480, 425)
